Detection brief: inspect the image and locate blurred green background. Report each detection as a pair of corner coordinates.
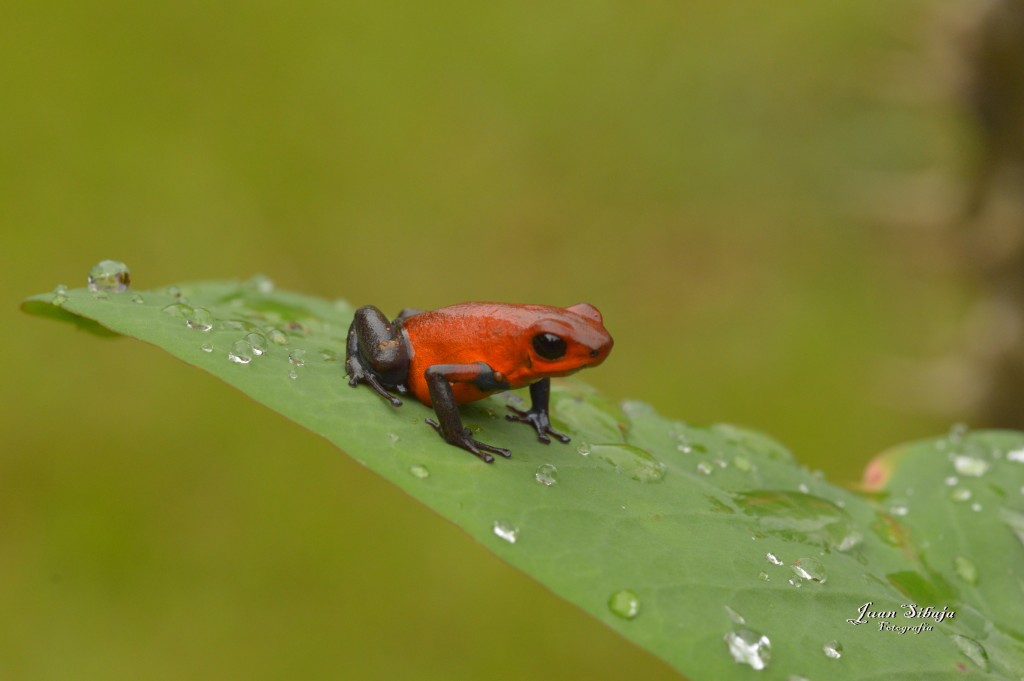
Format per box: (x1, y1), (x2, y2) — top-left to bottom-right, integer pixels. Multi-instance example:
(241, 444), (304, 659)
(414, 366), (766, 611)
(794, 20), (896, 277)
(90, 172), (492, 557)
(2, 1), (985, 679)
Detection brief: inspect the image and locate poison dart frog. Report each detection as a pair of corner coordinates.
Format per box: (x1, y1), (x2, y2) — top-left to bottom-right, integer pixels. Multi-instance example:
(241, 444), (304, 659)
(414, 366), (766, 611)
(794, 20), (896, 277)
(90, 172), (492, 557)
(345, 303), (613, 462)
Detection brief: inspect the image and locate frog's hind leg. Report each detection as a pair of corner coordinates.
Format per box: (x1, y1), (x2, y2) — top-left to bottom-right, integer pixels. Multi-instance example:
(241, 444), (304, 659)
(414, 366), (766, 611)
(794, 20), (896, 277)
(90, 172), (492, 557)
(345, 305), (410, 407)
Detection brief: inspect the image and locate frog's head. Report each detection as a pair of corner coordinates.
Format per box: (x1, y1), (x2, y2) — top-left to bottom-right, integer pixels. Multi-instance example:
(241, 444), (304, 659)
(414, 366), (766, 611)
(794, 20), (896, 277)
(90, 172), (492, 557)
(526, 303), (613, 376)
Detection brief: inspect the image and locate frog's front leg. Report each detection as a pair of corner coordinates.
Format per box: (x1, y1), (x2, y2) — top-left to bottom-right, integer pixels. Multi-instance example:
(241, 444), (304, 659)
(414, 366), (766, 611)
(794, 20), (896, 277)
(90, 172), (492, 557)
(423, 362), (512, 463)
(506, 378), (570, 444)
(345, 305), (411, 407)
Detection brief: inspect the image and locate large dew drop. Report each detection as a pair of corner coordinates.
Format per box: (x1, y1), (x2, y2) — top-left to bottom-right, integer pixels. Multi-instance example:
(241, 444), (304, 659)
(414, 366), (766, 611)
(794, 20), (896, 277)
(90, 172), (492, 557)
(590, 444), (666, 483)
(950, 634), (989, 671)
(790, 557), (827, 585)
(608, 589), (640, 620)
(228, 340), (254, 365)
(735, 490), (859, 553)
(724, 629), (772, 670)
(185, 307), (213, 331)
(87, 260), (131, 293)
(245, 332), (268, 356)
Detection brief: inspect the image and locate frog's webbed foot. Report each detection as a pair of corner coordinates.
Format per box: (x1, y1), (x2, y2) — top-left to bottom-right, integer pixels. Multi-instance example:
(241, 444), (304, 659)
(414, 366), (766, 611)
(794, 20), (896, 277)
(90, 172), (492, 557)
(504, 378), (570, 445)
(506, 405), (570, 444)
(346, 359), (403, 407)
(425, 419), (511, 463)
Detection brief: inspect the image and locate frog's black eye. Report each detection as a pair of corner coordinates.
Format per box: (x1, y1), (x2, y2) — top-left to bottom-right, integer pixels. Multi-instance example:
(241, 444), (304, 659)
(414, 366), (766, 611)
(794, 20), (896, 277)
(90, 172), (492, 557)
(532, 332), (567, 360)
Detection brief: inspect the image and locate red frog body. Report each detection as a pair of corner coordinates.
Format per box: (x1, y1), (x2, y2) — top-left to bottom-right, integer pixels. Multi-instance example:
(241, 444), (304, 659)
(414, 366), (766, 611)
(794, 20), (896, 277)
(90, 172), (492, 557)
(345, 302), (613, 462)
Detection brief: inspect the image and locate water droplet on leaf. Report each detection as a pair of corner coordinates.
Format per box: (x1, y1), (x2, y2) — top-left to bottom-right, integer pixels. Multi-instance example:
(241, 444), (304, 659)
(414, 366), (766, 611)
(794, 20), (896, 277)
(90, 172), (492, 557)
(836, 531), (863, 552)
(162, 303), (192, 319)
(493, 520), (519, 544)
(791, 557), (827, 584)
(267, 328), (289, 345)
(186, 307), (213, 331)
(591, 444), (666, 483)
(228, 340), (253, 365)
(696, 461), (714, 475)
(953, 556), (979, 585)
(823, 640), (843, 659)
(953, 455), (990, 477)
(724, 605), (746, 625)
(410, 464), (429, 479)
(288, 349), (306, 366)
(1001, 508), (1024, 549)
(724, 629), (772, 670)
(608, 590), (640, 619)
(87, 260), (130, 292)
(950, 634), (989, 671)
(201, 343), (213, 353)
(535, 463), (558, 486)
(949, 487), (972, 502)
(131, 294), (145, 304)
(948, 422), (969, 443)
(766, 552), (784, 566)
(245, 332), (267, 356)
(244, 273), (274, 294)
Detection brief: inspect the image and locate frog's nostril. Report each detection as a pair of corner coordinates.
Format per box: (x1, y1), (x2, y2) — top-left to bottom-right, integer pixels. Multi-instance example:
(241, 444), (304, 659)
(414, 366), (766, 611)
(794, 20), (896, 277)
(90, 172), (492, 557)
(590, 349), (599, 358)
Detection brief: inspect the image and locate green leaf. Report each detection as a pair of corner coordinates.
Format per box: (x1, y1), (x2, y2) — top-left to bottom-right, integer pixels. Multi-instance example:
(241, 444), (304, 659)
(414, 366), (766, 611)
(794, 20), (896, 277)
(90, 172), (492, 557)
(22, 279), (1024, 680)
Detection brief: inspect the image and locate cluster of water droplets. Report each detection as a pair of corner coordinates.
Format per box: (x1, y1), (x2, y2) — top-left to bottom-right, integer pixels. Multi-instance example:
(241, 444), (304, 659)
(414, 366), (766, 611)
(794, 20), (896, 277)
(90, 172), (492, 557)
(226, 333), (268, 365)
(936, 423), (1012, 519)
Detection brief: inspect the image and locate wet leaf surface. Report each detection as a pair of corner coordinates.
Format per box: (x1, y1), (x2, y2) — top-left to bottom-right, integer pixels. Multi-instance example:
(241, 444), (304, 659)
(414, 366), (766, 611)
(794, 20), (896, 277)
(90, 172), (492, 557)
(23, 279), (1024, 680)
